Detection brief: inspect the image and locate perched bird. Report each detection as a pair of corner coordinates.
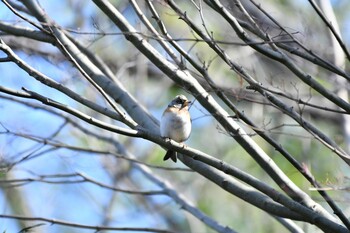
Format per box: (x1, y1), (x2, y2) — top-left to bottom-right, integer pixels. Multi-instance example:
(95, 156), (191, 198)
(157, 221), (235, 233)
(160, 95), (192, 162)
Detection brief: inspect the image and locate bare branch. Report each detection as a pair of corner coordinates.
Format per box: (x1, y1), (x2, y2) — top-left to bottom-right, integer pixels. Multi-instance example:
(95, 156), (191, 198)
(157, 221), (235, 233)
(2, 0), (48, 33)
(204, 0), (350, 112)
(308, 0), (350, 61)
(0, 173), (165, 195)
(0, 214), (175, 233)
(1, 1), (349, 232)
(21, 0), (160, 132)
(0, 39), (127, 123)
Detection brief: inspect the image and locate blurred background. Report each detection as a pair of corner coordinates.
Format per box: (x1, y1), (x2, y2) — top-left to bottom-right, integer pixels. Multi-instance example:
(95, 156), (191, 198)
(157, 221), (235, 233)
(1, 0), (350, 232)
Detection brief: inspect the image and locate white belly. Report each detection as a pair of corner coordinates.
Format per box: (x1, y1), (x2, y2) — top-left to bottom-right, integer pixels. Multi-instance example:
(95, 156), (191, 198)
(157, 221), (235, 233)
(160, 111), (191, 142)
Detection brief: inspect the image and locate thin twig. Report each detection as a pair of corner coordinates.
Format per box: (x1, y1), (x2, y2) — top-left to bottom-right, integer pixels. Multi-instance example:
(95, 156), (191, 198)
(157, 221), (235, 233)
(0, 214), (175, 233)
(308, 0), (350, 61)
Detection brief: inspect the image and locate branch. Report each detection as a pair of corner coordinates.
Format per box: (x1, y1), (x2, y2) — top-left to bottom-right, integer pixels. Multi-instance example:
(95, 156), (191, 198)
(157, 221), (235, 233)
(129, 0), (182, 67)
(165, 0), (350, 166)
(2, 0), (48, 34)
(179, 156), (347, 233)
(89, 0), (345, 229)
(134, 160), (238, 233)
(247, 0), (350, 81)
(20, 87), (138, 137)
(165, 29), (348, 224)
(0, 21), (53, 42)
(0, 93), (193, 172)
(3, 1), (348, 231)
(246, 85), (348, 115)
(21, 0), (160, 132)
(15, 87), (347, 231)
(0, 39), (128, 124)
(308, 0), (350, 61)
(49, 28), (138, 128)
(0, 173), (165, 195)
(0, 214), (175, 233)
(205, 0), (350, 113)
(1, 86), (321, 228)
(273, 217), (304, 233)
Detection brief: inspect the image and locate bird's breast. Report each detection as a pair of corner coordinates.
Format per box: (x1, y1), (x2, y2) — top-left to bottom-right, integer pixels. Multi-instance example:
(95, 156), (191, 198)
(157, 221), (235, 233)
(160, 110), (191, 142)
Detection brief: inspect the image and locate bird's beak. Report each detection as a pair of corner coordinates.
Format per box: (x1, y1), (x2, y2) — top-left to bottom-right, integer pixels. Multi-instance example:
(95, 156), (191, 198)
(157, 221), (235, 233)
(184, 100), (191, 106)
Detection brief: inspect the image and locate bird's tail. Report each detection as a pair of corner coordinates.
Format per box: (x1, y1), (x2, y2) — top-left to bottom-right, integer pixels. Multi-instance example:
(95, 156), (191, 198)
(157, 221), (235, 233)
(163, 150), (177, 162)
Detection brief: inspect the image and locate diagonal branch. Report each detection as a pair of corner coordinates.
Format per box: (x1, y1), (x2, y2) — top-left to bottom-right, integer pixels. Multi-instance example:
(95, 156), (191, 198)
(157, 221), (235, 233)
(0, 38), (127, 124)
(21, 0), (160, 132)
(2, 73), (347, 231)
(165, 0), (350, 166)
(308, 0), (350, 61)
(90, 1), (344, 228)
(2, 85), (330, 228)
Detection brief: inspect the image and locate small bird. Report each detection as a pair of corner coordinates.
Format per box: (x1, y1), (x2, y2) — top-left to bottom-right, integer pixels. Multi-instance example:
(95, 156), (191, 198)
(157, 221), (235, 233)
(160, 95), (192, 162)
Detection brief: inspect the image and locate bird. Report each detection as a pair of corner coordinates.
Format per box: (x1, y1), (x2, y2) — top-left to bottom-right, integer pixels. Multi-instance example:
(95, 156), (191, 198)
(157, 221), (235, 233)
(160, 95), (192, 162)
